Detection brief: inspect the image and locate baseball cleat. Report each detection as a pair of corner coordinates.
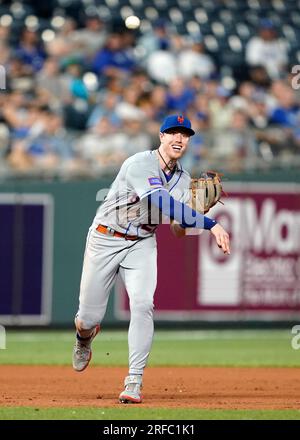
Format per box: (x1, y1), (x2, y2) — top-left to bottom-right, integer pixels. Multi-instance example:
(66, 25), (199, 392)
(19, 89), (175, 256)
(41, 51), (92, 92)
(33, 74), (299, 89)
(119, 375), (143, 404)
(72, 324), (100, 372)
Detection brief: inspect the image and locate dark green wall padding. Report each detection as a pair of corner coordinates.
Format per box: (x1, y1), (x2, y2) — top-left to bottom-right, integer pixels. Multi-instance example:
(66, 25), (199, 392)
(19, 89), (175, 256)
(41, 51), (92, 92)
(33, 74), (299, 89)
(0, 178), (114, 325)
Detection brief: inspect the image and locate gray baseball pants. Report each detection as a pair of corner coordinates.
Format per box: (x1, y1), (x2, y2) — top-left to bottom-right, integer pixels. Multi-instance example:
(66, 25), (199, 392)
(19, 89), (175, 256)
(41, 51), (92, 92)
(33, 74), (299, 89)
(76, 226), (157, 376)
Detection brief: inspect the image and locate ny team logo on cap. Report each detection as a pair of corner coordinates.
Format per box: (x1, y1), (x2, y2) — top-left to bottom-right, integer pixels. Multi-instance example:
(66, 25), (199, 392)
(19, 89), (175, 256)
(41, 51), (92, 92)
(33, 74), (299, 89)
(160, 114), (195, 136)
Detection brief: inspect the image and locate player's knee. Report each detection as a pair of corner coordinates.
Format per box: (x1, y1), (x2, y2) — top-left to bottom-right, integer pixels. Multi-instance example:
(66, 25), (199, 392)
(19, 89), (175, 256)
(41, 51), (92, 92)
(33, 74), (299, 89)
(130, 300), (154, 315)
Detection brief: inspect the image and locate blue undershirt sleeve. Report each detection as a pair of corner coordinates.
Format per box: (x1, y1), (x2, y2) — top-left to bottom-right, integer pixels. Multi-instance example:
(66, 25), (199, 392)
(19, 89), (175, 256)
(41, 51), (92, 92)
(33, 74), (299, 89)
(148, 188), (217, 230)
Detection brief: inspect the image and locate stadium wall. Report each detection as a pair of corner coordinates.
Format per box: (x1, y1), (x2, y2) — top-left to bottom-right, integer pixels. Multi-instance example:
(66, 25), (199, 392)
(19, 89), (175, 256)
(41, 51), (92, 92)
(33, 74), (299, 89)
(0, 170), (299, 326)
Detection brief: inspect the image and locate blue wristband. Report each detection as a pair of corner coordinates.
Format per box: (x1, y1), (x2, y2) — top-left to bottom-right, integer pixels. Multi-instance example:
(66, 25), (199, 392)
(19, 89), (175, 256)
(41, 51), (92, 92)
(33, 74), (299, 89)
(180, 217), (217, 230)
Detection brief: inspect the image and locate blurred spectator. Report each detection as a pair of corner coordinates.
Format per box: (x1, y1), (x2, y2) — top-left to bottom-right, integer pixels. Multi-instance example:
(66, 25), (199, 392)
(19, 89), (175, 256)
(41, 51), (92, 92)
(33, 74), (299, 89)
(248, 65), (271, 88)
(92, 33), (136, 80)
(45, 18), (78, 58)
(0, 24), (10, 45)
(15, 28), (46, 72)
(76, 116), (126, 173)
(63, 59), (89, 101)
(178, 34), (216, 80)
(180, 115), (210, 172)
(150, 85), (168, 121)
(115, 87), (144, 121)
(87, 91), (121, 129)
(36, 57), (71, 109)
(208, 84), (233, 129)
(229, 82), (270, 129)
(7, 110), (82, 175)
(166, 77), (195, 112)
(228, 81), (255, 112)
(146, 41), (177, 84)
(137, 18), (171, 65)
(6, 54), (35, 93)
(0, 122), (9, 157)
(256, 80), (300, 157)
(77, 111), (151, 174)
(71, 14), (107, 58)
(120, 117), (151, 156)
(209, 110), (258, 171)
(193, 93), (210, 122)
(245, 19), (289, 79)
(269, 80), (300, 128)
(129, 68), (152, 95)
(1, 91), (34, 133)
(0, 1), (298, 177)
(248, 94), (269, 129)
(0, 41), (10, 66)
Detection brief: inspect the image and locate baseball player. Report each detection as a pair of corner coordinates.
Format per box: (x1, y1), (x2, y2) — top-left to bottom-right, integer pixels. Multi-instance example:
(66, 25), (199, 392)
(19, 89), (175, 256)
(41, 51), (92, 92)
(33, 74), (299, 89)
(72, 114), (230, 403)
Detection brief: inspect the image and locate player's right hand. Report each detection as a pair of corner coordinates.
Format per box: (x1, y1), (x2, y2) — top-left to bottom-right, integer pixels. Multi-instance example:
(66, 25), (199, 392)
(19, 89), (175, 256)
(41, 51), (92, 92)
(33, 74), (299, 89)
(210, 224), (230, 255)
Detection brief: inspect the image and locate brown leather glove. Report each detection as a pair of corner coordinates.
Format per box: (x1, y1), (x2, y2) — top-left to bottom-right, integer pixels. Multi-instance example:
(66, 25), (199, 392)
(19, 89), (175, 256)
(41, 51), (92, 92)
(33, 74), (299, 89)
(190, 171), (224, 214)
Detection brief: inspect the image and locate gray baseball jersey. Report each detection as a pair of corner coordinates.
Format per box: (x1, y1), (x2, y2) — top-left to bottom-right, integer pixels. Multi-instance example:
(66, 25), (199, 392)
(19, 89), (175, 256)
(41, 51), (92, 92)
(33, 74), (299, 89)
(93, 150), (191, 237)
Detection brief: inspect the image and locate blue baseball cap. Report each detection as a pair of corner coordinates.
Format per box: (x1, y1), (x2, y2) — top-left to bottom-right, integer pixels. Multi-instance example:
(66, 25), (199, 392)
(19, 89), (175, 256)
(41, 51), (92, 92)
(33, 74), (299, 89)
(160, 114), (195, 136)
(259, 18), (275, 29)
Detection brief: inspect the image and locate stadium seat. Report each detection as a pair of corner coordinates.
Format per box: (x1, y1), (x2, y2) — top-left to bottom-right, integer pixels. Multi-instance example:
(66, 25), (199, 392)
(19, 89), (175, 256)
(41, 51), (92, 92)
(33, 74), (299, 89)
(203, 34), (219, 53)
(244, 9), (260, 26)
(176, 0), (193, 11)
(168, 7), (184, 25)
(211, 21), (225, 38)
(185, 20), (201, 36)
(235, 22), (252, 40)
(143, 6), (158, 21)
(194, 8), (209, 24)
(228, 35), (243, 53)
(218, 9), (234, 25)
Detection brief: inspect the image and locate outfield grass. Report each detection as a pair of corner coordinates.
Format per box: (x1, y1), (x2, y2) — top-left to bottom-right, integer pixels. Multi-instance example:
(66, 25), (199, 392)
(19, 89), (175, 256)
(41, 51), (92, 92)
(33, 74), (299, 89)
(0, 329), (299, 367)
(0, 407), (300, 420)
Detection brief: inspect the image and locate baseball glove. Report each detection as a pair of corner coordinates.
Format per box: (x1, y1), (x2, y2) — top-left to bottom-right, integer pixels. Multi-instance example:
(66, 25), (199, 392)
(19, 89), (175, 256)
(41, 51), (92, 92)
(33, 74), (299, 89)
(190, 171), (224, 214)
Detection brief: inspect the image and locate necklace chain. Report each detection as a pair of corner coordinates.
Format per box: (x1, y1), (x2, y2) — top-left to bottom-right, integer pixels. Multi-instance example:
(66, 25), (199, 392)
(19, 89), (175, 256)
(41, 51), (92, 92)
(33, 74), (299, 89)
(157, 149), (177, 174)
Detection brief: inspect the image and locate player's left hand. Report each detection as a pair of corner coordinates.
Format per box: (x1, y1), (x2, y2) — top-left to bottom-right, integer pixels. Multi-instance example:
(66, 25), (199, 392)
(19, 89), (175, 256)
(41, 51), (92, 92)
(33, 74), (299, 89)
(190, 171), (224, 214)
(210, 224), (230, 255)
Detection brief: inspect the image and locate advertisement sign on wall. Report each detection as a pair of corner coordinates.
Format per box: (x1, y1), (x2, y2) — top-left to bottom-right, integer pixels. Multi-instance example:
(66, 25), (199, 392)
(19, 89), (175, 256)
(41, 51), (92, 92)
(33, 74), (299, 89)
(0, 194), (54, 325)
(116, 183), (300, 321)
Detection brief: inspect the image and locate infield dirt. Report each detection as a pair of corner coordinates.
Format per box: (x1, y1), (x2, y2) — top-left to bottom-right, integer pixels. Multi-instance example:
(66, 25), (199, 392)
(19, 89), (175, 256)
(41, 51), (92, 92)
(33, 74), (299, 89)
(1, 366), (300, 409)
